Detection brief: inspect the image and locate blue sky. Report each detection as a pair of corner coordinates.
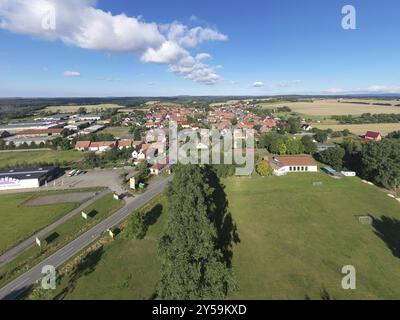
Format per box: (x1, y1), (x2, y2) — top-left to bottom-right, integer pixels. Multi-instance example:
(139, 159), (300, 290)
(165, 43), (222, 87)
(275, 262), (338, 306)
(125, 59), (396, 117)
(0, 0), (399, 97)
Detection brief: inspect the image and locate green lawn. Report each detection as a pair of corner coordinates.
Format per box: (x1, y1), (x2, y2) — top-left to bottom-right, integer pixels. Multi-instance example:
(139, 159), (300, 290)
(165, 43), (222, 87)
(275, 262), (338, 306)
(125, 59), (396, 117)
(0, 192), (79, 253)
(32, 174), (400, 300)
(0, 192), (123, 287)
(226, 174), (400, 300)
(101, 126), (132, 138)
(0, 150), (82, 168)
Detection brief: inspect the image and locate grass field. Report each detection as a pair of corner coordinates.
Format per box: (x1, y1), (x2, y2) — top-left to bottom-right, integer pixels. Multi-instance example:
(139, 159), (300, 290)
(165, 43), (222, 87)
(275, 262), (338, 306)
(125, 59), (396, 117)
(43, 104), (122, 114)
(312, 123), (400, 135)
(225, 174), (400, 299)
(0, 192), (79, 253)
(101, 126), (132, 138)
(0, 192), (123, 287)
(0, 150), (82, 168)
(38, 173), (400, 300)
(267, 99), (400, 116)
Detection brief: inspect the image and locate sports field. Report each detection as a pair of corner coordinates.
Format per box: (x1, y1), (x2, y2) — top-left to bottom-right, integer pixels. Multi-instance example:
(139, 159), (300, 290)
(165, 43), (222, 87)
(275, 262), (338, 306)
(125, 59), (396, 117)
(269, 99), (400, 116)
(0, 150), (82, 168)
(37, 173), (400, 300)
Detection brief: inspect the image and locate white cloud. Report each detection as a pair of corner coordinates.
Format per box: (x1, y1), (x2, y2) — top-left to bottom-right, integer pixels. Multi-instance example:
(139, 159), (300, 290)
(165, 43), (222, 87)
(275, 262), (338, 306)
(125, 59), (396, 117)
(278, 80), (303, 88)
(178, 26), (228, 48)
(322, 85), (400, 94)
(195, 53), (211, 61)
(252, 81), (265, 88)
(63, 71), (81, 77)
(0, 0), (226, 85)
(165, 21), (228, 48)
(141, 41), (187, 64)
(365, 85), (400, 93)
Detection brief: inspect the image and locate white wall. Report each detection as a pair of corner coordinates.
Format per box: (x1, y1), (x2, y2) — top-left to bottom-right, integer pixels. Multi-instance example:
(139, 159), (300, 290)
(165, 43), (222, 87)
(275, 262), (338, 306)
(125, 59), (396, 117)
(0, 178), (40, 190)
(274, 165), (318, 175)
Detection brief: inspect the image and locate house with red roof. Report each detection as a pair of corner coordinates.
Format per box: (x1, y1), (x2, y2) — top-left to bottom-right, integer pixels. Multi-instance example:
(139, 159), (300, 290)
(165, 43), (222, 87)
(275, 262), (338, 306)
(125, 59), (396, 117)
(265, 155), (318, 176)
(75, 140), (91, 151)
(364, 131), (382, 142)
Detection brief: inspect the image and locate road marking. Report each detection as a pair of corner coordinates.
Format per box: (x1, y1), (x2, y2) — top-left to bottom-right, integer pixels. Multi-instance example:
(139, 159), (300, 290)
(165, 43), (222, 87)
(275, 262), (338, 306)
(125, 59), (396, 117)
(10, 277), (30, 291)
(60, 246), (75, 257)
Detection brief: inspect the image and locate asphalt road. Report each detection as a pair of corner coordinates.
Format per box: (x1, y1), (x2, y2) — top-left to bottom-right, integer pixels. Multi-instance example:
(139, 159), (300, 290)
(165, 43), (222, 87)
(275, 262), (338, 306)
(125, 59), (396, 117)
(0, 176), (172, 300)
(0, 189), (112, 268)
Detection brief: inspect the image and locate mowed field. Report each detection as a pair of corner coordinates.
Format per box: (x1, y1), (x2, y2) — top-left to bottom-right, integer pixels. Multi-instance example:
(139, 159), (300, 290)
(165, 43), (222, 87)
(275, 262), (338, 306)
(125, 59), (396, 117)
(312, 123), (400, 135)
(43, 104), (122, 114)
(0, 191), (80, 253)
(101, 126), (132, 138)
(270, 99), (400, 116)
(0, 150), (82, 168)
(43, 174), (400, 300)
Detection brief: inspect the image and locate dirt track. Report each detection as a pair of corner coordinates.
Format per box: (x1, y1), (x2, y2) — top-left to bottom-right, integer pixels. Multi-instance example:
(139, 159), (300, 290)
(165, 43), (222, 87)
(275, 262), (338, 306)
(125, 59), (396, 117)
(24, 192), (96, 206)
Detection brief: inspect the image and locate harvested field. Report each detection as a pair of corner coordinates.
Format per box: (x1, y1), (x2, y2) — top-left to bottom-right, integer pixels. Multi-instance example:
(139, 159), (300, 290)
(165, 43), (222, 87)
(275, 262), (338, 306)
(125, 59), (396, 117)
(312, 123), (400, 135)
(267, 99), (400, 116)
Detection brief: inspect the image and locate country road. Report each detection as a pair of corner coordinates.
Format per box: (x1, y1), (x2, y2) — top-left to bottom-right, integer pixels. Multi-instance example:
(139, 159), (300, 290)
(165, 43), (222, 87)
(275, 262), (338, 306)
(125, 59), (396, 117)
(0, 188), (112, 268)
(0, 176), (172, 300)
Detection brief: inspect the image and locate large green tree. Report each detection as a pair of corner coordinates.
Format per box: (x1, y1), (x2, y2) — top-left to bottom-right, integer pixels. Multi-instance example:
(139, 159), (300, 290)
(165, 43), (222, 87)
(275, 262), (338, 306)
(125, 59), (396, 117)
(301, 135), (317, 154)
(157, 165), (236, 299)
(317, 147), (345, 170)
(361, 139), (400, 189)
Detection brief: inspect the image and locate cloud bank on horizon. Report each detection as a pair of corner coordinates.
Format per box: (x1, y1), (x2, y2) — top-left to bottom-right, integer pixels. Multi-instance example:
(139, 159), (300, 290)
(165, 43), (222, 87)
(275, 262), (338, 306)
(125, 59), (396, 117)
(0, 0), (227, 85)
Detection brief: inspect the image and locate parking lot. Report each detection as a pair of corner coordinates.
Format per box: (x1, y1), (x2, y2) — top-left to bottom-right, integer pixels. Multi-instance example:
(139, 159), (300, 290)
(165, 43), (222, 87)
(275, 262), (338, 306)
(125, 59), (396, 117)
(52, 168), (136, 194)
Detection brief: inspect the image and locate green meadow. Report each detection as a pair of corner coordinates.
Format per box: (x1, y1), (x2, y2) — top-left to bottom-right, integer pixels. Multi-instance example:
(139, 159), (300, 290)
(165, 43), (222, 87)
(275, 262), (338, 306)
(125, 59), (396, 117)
(32, 173), (400, 300)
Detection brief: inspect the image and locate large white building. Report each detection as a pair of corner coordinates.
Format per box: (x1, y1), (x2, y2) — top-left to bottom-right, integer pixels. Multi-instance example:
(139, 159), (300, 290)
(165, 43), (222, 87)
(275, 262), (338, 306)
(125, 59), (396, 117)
(266, 155), (318, 176)
(0, 167), (61, 190)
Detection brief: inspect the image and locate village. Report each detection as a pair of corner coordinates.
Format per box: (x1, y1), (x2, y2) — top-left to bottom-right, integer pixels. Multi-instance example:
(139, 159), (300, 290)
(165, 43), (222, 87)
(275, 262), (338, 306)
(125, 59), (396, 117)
(0, 100), (388, 191)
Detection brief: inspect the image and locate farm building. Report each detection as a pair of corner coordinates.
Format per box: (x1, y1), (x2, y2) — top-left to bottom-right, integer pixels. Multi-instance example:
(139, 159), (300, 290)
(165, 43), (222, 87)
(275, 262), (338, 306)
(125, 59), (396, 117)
(265, 155), (318, 176)
(0, 166), (61, 190)
(364, 131), (382, 142)
(0, 130), (11, 138)
(0, 121), (65, 134)
(75, 140), (91, 151)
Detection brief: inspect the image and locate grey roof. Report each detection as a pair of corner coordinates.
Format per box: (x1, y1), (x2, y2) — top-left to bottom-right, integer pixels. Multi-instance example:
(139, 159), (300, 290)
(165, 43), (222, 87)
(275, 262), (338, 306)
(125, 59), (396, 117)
(0, 166), (59, 180)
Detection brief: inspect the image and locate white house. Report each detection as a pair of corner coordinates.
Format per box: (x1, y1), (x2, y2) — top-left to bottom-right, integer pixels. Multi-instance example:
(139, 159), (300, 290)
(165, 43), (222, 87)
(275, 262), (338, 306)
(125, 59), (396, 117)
(301, 124), (313, 131)
(266, 155), (318, 176)
(150, 163), (166, 175)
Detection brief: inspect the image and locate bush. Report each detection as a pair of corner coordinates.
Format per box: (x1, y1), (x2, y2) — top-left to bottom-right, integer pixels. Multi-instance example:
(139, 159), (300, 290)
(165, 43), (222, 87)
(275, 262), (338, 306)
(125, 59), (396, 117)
(125, 212), (146, 240)
(256, 161), (273, 176)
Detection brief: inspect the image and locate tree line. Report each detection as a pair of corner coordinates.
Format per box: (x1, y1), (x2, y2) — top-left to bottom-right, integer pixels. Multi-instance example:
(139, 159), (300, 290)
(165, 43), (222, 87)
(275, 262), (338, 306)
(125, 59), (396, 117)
(332, 113), (400, 124)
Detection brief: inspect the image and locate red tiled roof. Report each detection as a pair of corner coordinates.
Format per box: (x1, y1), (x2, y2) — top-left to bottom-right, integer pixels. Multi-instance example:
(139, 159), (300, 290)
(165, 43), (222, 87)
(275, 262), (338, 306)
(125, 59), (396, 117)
(18, 129), (64, 135)
(75, 141), (91, 148)
(118, 140), (133, 147)
(365, 131), (381, 139)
